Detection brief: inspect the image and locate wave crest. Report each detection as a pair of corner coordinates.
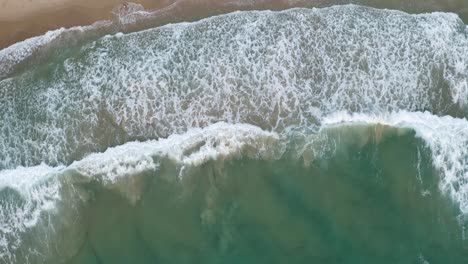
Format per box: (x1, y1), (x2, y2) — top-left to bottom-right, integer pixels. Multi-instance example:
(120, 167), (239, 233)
(324, 111), (468, 214)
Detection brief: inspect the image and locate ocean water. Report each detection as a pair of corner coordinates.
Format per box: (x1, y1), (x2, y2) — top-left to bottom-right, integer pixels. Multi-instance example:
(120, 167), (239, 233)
(0, 4), (467, 264)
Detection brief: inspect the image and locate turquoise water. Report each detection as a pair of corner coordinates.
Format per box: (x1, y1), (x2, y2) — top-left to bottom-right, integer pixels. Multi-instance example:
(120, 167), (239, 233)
(0, 5), (468, 264)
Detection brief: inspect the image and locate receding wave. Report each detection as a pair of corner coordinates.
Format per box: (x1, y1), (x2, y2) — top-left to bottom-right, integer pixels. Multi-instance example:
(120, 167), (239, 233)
(1, 0), (468, 79)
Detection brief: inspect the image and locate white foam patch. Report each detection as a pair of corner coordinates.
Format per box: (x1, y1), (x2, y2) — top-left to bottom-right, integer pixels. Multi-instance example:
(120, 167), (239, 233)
(0, 164), (62, 191)
(112, 2), (153, 26)
(323, 111), (468, 214)
(70, 122), (280, 182)
(0, 21), (114, 80)
(0, 164), (63, 263)
(0, 28), (66, 78)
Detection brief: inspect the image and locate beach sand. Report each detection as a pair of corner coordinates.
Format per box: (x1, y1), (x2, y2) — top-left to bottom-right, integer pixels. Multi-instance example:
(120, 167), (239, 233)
(0, 0), (467, 50)
(0, 0), (170, 48)
(0, 0), (318, 49)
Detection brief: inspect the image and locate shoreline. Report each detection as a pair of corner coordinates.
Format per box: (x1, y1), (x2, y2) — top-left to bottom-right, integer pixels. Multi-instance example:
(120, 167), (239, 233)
(0, 0), (314, 50)
(1, 0), (467, 50)
(0, 0), (169, 49)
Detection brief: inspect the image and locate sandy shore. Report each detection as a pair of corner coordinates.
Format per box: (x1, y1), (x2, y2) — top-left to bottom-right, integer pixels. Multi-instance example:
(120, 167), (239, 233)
(0, 0), (467, 50)
(0, 0), (175, 21)
(0, 0), (318, 49)
(0, 0), (169, 48)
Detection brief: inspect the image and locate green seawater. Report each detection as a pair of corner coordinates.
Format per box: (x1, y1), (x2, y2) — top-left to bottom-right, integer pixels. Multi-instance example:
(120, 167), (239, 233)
(61, 128), (467, 264)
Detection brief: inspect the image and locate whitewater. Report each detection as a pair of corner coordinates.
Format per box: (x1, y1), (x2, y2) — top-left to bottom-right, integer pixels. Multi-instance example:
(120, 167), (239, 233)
(0, 4), (467, 264)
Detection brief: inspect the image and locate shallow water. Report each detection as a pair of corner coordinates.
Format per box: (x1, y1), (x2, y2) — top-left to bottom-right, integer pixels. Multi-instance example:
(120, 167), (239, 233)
(3, 124), (467, 264)
(0, 4), (467, 264)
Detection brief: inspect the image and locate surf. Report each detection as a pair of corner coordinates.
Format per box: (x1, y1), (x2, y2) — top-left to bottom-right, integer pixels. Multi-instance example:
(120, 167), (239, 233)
(1, 110), (468, 262)
(1, 6), (467, 170)
(0, 4), (467, 264)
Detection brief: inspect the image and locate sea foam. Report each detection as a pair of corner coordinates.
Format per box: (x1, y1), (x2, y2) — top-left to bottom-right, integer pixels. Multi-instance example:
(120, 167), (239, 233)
(1, 6), (466, 170)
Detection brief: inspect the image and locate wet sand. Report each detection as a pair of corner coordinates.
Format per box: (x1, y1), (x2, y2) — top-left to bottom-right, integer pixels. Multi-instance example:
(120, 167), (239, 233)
(0, 0), (328, 49)
(0, 0), (170, 49)
(0, 0), (467, 50)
